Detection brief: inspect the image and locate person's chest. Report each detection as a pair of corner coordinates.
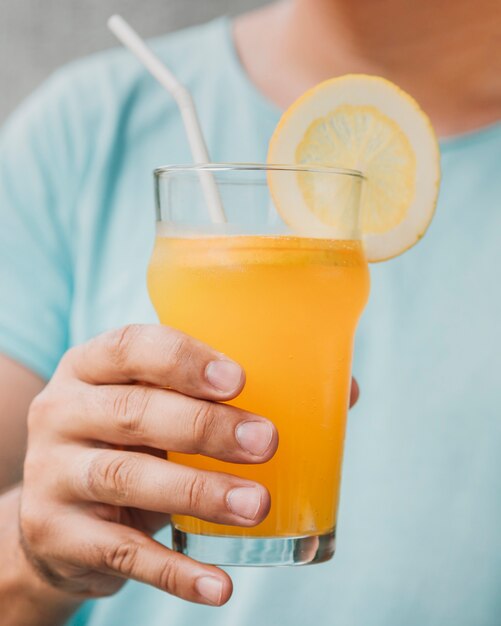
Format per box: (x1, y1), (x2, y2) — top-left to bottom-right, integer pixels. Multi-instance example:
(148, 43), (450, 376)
(338, 138), (501, 624)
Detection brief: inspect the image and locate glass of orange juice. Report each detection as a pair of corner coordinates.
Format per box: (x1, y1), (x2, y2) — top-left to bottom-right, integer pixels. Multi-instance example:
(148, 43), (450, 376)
(147, 164), (369, 566)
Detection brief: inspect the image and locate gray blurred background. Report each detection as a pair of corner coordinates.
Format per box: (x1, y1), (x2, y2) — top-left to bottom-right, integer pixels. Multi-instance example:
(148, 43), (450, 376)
(0, 0), (269, 123)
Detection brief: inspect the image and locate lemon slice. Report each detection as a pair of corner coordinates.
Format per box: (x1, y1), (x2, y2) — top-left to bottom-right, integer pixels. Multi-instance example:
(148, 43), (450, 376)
(267, 74), (441, 262)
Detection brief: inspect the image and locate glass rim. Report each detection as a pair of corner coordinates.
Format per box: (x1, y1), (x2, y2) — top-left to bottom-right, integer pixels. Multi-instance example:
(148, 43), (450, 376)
(154, 162), (364, 179)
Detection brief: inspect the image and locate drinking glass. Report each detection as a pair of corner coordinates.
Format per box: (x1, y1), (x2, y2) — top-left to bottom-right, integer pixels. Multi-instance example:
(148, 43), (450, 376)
(147, 164), (369, 566)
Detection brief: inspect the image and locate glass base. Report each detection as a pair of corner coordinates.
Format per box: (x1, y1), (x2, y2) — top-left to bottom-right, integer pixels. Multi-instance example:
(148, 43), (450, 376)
(172, 528), (335, 567)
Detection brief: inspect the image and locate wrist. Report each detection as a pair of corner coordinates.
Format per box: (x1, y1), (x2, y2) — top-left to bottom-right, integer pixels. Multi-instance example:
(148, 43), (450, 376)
(2, 486), (81, 626)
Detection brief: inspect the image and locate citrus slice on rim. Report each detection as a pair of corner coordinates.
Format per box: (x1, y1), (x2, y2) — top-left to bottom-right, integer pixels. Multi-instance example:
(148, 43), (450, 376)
(267, 74), (441, 262)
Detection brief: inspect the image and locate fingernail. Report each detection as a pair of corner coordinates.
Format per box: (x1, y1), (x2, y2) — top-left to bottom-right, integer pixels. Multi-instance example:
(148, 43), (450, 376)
(206, 359), (242, 392)
(195, 576), (223, 605)
(227, 487), (262, 520)
(236, 421), (274, 456)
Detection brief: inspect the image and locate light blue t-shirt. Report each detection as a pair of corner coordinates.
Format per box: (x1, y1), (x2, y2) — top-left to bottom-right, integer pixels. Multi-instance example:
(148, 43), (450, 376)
(1, 16), (500, 626)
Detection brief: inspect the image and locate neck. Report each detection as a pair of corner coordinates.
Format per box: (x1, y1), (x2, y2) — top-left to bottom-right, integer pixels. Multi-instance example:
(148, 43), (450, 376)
(234, 0), (501, 136)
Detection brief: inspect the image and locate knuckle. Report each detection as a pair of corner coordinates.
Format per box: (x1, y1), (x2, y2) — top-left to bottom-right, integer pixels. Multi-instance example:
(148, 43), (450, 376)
(19, 500), (54, 549)
(164, 332), (192, 373)
(107, 324), (143, 372)
(100, 537), (142, 577)
(28, 383), (84, 436)
(111, 387), (151, 437)
(184, 472), (209, 511)
(27, 389), (57, 433)
(59, 345), (80, 369)
(157, 554), (180, 593)
(23, 449), (45, 484)
(191, 402), (219, 449)
(83, 453), (138, 502)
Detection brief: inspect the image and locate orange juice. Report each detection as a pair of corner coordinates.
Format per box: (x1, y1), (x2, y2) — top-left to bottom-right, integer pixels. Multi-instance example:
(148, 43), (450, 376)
(147, 234), (369, 537)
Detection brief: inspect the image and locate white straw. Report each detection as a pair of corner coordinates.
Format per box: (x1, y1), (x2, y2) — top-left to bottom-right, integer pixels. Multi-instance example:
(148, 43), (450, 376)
(107, 14), (226, 224)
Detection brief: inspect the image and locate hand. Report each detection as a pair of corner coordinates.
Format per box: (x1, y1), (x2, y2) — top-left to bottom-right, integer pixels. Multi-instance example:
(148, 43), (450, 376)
(20, 324), (359, 607)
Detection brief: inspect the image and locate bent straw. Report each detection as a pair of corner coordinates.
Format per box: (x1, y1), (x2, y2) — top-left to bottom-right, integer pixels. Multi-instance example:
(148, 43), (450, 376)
(107, 14), (226, 224)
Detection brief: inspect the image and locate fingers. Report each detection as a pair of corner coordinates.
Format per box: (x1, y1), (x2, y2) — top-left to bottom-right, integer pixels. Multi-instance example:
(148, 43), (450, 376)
(39, 515), (232, 605)
(60, 324), (245, 401)
(62, 383), (277, 464)
(65, 449), (271, 527)
(350, 377), (359, 408)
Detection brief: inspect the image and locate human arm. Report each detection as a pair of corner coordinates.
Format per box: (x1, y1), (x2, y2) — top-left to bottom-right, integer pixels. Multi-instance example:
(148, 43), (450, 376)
(0, 356), (74, 626)
(0, 323), (278, 625)
(0, 485), (81, 626)
(0, 323), (360, 624)
(0, 355), (45, 489)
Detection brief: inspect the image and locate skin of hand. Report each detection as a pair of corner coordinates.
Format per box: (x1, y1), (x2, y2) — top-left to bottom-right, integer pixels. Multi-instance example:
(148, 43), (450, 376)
(19, 323), (359, 608)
